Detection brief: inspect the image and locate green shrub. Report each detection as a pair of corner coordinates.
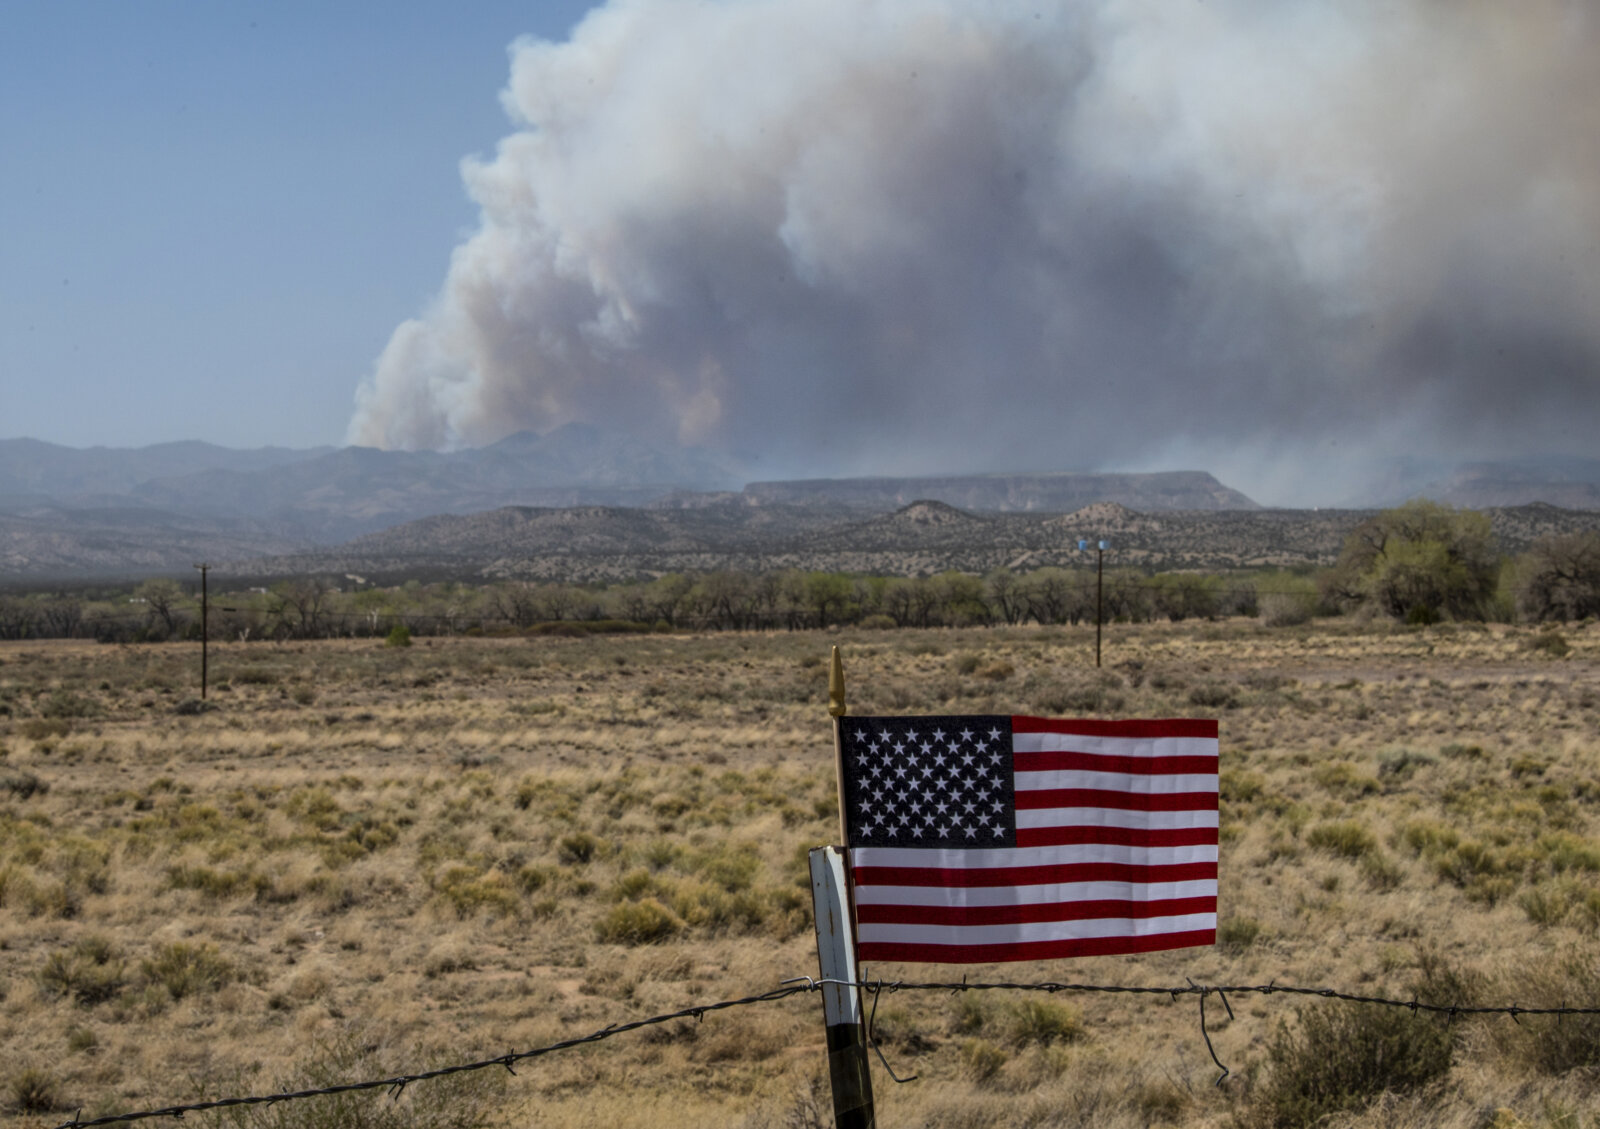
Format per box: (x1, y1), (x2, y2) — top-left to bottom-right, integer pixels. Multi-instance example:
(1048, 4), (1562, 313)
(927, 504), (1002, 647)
(557, 831), (601, 864)
(1248, 1003), (1454, 1127)
(1499, 955), (1600, 1074)
(37, 937), (126, 1005)
(958, 1038), (1008, 1084)
(1005, 999), (1085, 1047)
(140, 941), (232, 1000)
(8, 1067), (62, 1114)
(1188, 683), (1240, 709)
(1524, 629), (1570, 658)
(0, 770), (46, 799)
(40, 689), (100, 719)
(384, 624), (412, 648)
(1218, 917), (1262, 952)
(1306, 821), (1377, 860)
(1359, 852), (1405, 891)
(594, 898), (682, 944)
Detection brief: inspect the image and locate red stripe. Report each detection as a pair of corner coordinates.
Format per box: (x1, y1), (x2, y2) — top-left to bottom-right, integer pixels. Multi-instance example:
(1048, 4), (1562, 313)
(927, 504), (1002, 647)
(858, 928), (1217, 964)
(852, 860), (1218, 888)
(858, 896), (1216, 927)
(1014, 751), (1218, 775)
(1015, 789), (1217, 813)
(1017, 826), (1218, 848)
(1011, 716), (1218, 739)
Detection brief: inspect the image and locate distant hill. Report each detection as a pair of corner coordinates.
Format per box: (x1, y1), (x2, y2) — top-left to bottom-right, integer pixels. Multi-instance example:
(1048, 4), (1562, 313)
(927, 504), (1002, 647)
(222, 500), (1600, 585)
(0, 504), (309, 577)
(0, 438), (330, 501)
(0, 426), (746, 570)
(9, 431), (1592, 580)
(743, 470), (1257, 512)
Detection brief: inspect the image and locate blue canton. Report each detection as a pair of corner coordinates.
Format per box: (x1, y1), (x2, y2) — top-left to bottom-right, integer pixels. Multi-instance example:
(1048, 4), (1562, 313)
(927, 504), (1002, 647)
(840, 715), (1017, 849)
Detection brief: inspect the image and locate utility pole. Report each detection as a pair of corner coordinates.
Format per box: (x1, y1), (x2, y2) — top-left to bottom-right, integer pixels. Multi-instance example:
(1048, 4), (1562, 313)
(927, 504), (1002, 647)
(1078, 540), (1108, 668)
(193, 563), (209, 699)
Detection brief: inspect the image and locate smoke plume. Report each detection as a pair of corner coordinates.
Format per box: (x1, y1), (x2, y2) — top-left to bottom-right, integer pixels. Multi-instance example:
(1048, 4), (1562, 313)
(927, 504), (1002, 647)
(347, 0), (1600, 504)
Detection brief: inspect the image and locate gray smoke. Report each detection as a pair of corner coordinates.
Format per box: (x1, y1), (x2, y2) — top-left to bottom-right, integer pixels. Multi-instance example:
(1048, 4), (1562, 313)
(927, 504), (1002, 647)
(347, 0), (1600, 504)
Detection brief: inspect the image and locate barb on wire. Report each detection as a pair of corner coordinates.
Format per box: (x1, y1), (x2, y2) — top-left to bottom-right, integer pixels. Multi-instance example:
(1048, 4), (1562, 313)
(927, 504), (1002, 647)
(863, 979), (918, 1084)
(1194, 986), (1230, 1087)
(50, 983), (817, 1129)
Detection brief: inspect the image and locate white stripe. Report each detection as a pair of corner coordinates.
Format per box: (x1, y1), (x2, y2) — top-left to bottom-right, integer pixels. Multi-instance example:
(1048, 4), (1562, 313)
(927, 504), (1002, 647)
(852, 842), (1218, 870)
(1016, 808), (1219, 831)
(1014, 770), (1218, 795)
(1012, 733), (1218, 759)
(854, 879), (1217, 907)
(858, 912), (1217, 946)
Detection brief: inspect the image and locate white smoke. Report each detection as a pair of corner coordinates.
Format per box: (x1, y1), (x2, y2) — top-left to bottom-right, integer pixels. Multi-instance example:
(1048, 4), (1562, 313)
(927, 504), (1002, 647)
(348, 0), (1600, 504)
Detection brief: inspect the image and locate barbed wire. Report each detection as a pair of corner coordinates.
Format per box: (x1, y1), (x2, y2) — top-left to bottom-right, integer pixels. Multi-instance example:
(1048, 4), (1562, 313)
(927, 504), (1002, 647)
(52, 976), (1600, 1128)
(50, 982), (815, 1129)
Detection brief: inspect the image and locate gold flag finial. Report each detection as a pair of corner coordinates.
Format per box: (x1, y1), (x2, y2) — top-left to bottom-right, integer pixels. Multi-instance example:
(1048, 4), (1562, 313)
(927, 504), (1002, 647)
(828, 645), (846, 717)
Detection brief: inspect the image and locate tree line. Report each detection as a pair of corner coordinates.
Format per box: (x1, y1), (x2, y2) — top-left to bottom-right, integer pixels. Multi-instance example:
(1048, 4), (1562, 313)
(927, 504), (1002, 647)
(1, 502), (1596, 641)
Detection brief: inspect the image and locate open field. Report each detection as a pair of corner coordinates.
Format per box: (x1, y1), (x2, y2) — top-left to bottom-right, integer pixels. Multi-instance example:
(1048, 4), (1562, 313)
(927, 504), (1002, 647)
(2, 621), (1599, 1127)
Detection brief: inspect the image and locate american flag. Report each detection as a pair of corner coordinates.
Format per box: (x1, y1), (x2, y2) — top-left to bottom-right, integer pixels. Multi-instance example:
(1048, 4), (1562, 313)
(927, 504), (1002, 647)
(840, 715), (1218, 964)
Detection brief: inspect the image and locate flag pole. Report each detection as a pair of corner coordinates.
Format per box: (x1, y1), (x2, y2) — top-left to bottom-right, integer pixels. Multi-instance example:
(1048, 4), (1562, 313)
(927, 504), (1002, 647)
(829, 645), (849, 843)
(811, 645), (875, 1129)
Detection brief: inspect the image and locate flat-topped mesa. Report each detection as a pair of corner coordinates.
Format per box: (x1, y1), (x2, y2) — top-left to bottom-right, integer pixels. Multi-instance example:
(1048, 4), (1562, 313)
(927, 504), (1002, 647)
(740, 471), (1258, 513)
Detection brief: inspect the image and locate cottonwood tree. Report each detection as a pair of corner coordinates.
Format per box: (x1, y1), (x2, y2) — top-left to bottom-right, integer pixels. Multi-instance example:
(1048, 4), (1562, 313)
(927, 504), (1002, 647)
(986, 568), (1027, 625)
(1322, 500), (1500, 622)
(135, 578), (187, 637)
(1516, 532), (1600, 622)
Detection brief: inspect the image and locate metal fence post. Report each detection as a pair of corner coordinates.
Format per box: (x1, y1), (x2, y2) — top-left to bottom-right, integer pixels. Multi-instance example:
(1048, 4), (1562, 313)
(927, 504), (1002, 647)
(809, 845), (875, 1129)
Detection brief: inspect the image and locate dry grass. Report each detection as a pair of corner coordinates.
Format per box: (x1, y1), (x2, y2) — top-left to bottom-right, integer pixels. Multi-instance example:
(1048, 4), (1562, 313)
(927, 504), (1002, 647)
(0, 620), (1598, 1127)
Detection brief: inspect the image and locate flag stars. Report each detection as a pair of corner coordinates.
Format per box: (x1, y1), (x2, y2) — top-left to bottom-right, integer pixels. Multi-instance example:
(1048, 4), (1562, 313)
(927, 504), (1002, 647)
(845, 717), (1015, 848)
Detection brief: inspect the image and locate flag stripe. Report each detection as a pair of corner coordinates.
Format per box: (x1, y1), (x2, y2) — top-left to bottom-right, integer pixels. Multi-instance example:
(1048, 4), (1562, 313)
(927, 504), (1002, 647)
(852, 842), (1217, 871)
(1013, 751), (1218, 776)
(857, 911), (1218, 946)
(1014, 787), (1219, 811)
(1011, 717), (1218, 740)
(857, 929), (1217, 963)
(1016, 825), (1218, 848)
(855, 879), (1217, 907)
(852, 860), (1217, 888)
(858, 895), (1217, 927)
(1017, 808), (1218, 832)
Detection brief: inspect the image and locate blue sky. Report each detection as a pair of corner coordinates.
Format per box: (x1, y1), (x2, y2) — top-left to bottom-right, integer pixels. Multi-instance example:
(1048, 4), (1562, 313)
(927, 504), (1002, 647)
(1, 1), (598, 450)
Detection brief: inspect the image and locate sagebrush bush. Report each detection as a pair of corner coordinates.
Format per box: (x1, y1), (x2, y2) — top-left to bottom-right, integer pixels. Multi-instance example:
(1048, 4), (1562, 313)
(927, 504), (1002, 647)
(140, 941), (232, 1001)
(1005, 999), (1085, 1048)
(8, 1066), (62, 1114)
(1498, 955), (1600, 1074)
(38, 937), (126, 1005)
(1306, 820), (1377, 859)
(595, 898), (682, 944)
(1247, 1002), (1454, 1128)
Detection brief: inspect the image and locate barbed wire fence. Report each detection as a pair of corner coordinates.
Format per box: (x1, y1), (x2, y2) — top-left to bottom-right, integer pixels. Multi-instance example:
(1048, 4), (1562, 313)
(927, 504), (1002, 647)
(52, 977), (1600, 1129)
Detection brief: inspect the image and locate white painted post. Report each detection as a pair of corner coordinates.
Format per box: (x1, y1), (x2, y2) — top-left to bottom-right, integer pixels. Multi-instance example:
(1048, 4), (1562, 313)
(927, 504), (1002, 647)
(810, 845), (875, 1129)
